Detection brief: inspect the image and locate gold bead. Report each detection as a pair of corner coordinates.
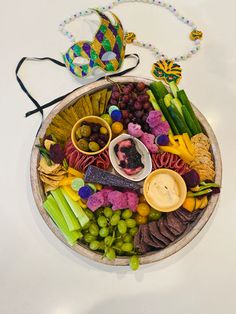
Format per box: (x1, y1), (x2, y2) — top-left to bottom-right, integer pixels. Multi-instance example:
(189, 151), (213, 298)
(190, 30), (203, 41)
(125, 32), (136, 44)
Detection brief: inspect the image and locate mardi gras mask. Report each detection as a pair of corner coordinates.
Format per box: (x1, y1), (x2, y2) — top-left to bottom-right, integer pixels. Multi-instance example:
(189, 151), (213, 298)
(63, 10), (126, 78)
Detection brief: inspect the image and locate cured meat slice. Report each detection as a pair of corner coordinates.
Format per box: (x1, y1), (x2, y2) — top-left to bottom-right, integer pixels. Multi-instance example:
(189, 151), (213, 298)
(158, 218), (176, 242)
(148, 221), (170, 246)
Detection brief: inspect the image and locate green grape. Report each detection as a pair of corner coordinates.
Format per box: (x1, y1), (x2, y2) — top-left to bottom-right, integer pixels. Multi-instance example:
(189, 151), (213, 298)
(116, 229), (121, 237)
(118, 220), (127, 234)
(126, 218), (137, 228)
(148, 208), (162, 221)
(121, 243), (133, 252)
(99, 241), (105, 251)
(129, 255), (139, 271)
(110, 213), (120, 226)
(104, 235), (113, 246)
(89, 240), (100, 251)
(105, 247), (116, 260)
(97, 215), (107, 227)
(84, 233), (96, 243)
(89, 223), (99, 236)
(114, 239), (123, 248)
(123, 234), (133, 243)
(99, 227), (109, 238)
(129, 226), (138, 236)
(83, 208), (95, 220)
(122, 209), (133, 219)
(82, 221), (91, 230)
(95, 207), (104, 218)
(104, 207), (113, 218)
(114, 210), (121, 216)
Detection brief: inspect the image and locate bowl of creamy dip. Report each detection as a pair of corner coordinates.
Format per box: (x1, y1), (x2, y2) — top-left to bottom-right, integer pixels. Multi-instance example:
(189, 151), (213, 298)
(143, 169), (187, 212)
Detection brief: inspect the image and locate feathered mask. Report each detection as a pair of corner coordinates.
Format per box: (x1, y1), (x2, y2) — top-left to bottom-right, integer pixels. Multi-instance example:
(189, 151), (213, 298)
(63, 10), (126, 78)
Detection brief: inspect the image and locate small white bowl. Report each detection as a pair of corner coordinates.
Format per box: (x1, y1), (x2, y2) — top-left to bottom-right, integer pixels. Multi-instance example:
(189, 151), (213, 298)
(109, 134), (152, 182)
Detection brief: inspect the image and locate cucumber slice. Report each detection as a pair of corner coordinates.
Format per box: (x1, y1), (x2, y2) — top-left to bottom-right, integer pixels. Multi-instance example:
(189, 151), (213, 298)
(150, 81), (169, 100)
(171, 98), (183, 116)
(168, 104), (192, 137)
(164, 94), (173, 108)
(182, 106), (199, 135)
(177, 90), (202, 133)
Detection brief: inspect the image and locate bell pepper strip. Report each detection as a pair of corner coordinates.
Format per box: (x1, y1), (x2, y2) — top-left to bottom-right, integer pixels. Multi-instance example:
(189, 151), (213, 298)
(62, 185), (80, 201)
(182, 133), (195, 155)
(159, 133), (194, 164)
(59, 177), (75, 186)
(78, 198), (88, 209)
(67, 167), (84, 178)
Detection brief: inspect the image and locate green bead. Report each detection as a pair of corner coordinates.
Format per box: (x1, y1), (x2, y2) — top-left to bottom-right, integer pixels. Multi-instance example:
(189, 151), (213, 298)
(71, 178), (84, 191)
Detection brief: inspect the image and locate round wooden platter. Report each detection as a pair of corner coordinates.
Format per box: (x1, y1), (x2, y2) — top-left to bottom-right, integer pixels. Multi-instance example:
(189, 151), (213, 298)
(30, 76), (222, 266)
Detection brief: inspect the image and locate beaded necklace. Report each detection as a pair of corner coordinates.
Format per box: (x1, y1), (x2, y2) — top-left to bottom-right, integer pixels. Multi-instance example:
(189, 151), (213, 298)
(59, 0), (203, 84)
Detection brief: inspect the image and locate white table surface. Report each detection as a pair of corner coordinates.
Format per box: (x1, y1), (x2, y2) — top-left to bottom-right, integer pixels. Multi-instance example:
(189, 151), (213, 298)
(1, 0), (236, 313)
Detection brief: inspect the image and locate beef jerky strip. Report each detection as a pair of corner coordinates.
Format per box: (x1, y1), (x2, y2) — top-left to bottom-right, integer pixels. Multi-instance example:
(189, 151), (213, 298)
(158, 218), (176, 242)
(166, 212), (187, 235)
(148, 221), (171, 246)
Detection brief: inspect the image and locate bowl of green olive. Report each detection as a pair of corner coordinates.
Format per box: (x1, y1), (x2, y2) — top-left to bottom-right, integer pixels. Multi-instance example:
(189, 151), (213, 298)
(71, 115), (112, 155)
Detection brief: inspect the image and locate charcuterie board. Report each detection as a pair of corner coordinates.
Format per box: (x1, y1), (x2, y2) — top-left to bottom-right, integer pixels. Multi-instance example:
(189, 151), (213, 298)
(30, 76), (222, 268)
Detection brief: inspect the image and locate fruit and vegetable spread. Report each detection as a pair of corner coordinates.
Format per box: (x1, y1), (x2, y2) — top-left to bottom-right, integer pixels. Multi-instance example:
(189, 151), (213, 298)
(37, 80), (220, 270)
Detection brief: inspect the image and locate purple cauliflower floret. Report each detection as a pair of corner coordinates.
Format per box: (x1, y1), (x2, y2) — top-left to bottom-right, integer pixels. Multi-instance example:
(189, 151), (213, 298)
(99, 187), (113, 207)
(151, 121), (170, 137)
(107, 191), (128, 210)
(146, 110), (162, 128)
(87, 192), (105, 211)
(128, 123), (143, 138)
(140, 132), (158, 153)
(125, 191), (139, 212)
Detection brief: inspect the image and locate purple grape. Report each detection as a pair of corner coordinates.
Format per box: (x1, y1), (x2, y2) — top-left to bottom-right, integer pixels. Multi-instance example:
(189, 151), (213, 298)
(112, 91), (120, 100)
(123, 86), (132, 95)
(136, 82), (146, 91)
(110, 98), (117, 105)
(112, 85), (119, 92)
(137, 94), (149, 103)
(134, 110), (144, 119)
(134, 101), (143, 111)
(128, 98), (134, 106)
(128, 83), (134, 90)
(122, 94), (130, 103)
(119, 102), (126, 110)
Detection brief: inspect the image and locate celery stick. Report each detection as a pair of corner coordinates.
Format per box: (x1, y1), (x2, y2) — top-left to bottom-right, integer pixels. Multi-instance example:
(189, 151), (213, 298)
(169, 81), (179, 98)
(61, 187), (89, 228)
(51, 189), (80, 231)
(44, 195), (82, 245)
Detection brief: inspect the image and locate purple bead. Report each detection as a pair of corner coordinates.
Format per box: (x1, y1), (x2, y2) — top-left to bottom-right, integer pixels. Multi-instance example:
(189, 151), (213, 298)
(111, 110), (122, 122)
(79, 186), (93, 199)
